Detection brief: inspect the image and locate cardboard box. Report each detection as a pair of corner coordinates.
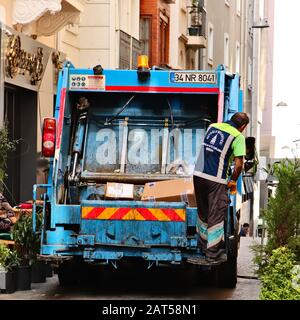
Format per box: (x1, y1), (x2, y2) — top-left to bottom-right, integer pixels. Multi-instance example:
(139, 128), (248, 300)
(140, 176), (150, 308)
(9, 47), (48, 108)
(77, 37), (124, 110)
(141, 178), (197, 207)
(105, 183), (134, 200)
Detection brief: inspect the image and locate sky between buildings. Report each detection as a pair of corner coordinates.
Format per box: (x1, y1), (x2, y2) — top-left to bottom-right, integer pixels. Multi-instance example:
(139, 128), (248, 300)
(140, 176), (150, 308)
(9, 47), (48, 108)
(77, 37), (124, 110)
(272, 0), (300, 157)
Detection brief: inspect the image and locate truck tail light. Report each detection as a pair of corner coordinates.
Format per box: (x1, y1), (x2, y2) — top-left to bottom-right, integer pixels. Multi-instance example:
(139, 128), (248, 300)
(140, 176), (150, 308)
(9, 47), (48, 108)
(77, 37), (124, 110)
(42, 118), (56, 157)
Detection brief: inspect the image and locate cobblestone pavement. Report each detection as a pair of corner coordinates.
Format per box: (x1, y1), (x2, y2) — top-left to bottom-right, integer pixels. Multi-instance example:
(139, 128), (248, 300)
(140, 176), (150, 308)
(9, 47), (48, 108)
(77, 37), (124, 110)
(1, 237), (261, 300)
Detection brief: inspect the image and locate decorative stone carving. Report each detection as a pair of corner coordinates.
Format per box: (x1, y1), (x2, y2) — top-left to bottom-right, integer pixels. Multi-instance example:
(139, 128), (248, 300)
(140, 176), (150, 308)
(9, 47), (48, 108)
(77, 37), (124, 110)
(13, 0), (62, 25)
(12, 0), (82, 37)
(36, 10), (80, 37)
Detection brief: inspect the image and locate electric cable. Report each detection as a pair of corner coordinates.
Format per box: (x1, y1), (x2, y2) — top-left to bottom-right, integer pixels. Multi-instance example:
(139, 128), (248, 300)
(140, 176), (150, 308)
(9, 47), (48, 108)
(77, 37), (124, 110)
(166, 97), (174, 129)
(105, 95), (136, 125)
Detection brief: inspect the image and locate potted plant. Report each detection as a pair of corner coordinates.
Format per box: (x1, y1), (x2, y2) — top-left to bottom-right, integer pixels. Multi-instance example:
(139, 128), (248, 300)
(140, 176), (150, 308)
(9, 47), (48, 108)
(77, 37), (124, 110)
(45, 261), (53, 278)
(0, 123), (18, 187)
(0, 244), (20, 293)
(13, 210), (46, 287)
(12, 214), (34, 290)
(29, 208), (47, 283)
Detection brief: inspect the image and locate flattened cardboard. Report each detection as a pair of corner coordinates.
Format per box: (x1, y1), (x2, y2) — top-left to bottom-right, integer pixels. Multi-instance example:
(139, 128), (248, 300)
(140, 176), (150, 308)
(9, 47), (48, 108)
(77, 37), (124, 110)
(141, 178), (197, 207)
(105, 183), (134, 200)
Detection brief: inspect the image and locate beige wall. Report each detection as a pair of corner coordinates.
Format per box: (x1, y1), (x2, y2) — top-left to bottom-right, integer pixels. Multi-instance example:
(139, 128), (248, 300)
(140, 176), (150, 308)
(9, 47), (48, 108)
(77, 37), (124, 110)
(0, 0), (13, 26)
(204, 0), (242, 72)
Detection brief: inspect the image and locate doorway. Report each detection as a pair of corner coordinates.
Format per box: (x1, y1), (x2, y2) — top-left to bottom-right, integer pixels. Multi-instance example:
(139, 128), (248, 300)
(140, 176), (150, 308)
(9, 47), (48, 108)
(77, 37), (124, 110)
(3, 84), (37, 205)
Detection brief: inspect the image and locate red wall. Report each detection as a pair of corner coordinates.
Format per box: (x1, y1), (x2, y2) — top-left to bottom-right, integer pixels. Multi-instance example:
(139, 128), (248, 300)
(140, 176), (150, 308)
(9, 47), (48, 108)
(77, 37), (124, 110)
(140, 0), (169, 66)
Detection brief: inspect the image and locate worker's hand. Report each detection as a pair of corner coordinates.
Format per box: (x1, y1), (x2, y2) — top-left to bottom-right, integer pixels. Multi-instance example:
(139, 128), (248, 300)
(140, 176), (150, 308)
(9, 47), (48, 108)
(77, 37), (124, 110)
(227, 180), (237, 195)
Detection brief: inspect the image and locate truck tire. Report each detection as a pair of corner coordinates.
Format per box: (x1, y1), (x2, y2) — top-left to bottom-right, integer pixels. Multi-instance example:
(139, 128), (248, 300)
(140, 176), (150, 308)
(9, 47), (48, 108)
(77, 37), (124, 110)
(216, 255), (237, 288)
(57, 261), (79, 286)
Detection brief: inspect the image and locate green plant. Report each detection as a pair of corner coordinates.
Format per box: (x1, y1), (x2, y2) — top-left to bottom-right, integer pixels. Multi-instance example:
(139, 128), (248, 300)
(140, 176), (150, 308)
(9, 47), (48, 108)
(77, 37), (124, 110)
(288, 235), (300, 262)
(263, 159), (300, 259)
(189, 0), (199, 14)
(251, 243), (269, 277)
(0, 123), (18, 186)
(260, 247), (300, 300)
(192, 0), (199, 7)
(0, 244), (20, 272)
(12, 212), (42, 266)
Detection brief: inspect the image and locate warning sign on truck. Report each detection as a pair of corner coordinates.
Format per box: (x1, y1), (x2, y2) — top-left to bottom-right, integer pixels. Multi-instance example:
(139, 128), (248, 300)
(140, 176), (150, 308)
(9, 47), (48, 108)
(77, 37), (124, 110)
(69, 74), (106, 90)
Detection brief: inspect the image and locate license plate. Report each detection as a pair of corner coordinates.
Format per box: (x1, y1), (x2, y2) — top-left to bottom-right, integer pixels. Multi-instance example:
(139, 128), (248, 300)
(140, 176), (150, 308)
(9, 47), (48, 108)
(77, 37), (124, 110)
(170, 72), (217, 84)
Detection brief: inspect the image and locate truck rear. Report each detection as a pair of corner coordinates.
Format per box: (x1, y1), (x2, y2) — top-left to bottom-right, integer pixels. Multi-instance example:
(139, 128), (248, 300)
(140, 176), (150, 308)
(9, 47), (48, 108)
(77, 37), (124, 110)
(34, 61), (243, 288)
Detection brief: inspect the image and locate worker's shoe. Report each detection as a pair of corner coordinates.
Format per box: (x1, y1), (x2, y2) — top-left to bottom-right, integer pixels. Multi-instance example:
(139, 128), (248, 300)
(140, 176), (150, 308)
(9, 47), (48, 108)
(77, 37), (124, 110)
(187, 253), (226, 265)
(205, 253), (227, 264)
(186, 256), (209, 265)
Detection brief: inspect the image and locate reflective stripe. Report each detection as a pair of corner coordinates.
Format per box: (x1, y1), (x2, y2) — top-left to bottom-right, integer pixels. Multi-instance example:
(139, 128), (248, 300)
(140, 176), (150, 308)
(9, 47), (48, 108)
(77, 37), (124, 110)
(207, 221), (224, 249)
(193, 171), (227, 185)
(197, 218), (208, 241)
(217, 135), (234, 179)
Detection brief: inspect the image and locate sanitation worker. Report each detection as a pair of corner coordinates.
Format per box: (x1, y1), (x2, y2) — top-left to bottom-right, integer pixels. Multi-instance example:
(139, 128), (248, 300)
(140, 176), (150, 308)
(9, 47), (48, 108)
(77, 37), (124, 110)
(190, 112), (249, 264)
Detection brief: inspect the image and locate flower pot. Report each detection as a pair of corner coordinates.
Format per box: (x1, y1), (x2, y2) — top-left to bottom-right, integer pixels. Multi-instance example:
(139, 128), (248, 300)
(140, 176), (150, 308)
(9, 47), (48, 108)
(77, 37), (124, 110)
(46, 263), (53, 278)
(0, 270), (16, 294)
(31, 261), (46, 283)
(16, 265), (31, 290)
(188, 27), (200, 36)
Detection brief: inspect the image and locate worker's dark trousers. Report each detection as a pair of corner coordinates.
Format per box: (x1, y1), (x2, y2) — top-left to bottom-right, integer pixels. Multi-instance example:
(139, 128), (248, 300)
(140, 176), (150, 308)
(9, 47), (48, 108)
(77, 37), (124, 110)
(193, 176), (229, 258)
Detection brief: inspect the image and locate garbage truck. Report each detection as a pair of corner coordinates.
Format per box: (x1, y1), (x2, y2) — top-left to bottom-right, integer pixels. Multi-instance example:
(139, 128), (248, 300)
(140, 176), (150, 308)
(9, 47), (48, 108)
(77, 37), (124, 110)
(33, 58), (247, 288)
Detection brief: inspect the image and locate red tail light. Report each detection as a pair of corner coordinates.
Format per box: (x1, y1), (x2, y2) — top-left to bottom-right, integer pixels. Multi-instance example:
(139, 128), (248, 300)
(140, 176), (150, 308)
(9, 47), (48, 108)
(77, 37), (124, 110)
(42, 118), (56, 157)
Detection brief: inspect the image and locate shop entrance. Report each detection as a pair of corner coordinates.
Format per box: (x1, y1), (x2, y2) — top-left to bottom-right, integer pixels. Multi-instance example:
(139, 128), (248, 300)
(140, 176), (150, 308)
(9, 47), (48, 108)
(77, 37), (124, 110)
(3, 84), (37, 205)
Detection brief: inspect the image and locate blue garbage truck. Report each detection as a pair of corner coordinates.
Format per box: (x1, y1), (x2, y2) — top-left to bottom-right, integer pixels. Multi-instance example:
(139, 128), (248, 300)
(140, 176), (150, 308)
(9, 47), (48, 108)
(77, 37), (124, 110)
(33, 59), (248, 288)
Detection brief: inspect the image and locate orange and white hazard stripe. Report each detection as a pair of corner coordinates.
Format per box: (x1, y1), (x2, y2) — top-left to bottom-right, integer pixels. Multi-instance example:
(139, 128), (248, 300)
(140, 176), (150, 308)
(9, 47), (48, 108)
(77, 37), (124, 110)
(81, 207), (185, 222)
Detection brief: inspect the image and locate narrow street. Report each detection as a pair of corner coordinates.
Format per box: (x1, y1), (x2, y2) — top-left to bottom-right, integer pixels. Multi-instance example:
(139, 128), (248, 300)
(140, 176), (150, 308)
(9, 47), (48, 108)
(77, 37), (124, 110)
(1, 237), (261, 300)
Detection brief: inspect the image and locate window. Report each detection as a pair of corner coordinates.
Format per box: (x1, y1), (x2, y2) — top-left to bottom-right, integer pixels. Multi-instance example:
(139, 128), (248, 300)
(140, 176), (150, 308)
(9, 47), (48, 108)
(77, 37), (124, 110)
(236, 0), (241, 16)
(224, 33), (229, 67)
(208, 22), (214, 65)
(159, 14), (169, 65)
(248, 58), (252, 90)
(140, 16), (151, 60)
(236, 42), (240, 73)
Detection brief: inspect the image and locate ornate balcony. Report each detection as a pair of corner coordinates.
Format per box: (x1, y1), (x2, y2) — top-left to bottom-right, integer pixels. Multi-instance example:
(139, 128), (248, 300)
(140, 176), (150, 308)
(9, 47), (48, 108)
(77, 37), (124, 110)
(186, 3), (206, 49)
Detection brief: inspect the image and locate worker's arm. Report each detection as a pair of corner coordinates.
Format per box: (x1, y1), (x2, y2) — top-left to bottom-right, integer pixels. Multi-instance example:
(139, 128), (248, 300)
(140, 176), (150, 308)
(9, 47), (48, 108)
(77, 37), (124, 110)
(227, 134), (246, 195)
(227, 156), (244, 195)
(231, 156), (244, 182)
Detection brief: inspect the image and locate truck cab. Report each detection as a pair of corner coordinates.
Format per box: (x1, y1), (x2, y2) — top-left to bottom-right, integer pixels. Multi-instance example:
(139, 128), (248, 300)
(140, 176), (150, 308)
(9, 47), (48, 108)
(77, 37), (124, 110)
(34, 61), (243, 288)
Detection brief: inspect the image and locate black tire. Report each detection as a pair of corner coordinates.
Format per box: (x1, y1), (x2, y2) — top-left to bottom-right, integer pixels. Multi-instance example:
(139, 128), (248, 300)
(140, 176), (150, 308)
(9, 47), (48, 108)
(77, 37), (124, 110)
(57, 261), (80, 286)
(195, 268), (216, 287)
(216, 255), (237, 288)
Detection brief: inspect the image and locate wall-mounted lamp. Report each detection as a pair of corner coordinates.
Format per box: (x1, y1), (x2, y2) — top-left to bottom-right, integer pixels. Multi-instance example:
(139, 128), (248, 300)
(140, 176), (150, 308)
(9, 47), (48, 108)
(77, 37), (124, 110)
(276, 101), (288, 107)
